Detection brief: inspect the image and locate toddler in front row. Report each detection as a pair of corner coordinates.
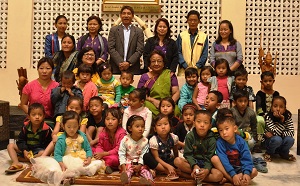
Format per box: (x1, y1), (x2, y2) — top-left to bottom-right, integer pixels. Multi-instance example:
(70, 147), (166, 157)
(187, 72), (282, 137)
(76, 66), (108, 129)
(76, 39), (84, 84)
(119, 115), (154, 185)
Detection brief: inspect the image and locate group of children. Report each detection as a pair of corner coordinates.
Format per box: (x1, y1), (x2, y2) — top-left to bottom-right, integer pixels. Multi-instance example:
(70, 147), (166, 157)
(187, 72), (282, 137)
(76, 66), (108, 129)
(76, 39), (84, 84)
(6, 57), (296, 186)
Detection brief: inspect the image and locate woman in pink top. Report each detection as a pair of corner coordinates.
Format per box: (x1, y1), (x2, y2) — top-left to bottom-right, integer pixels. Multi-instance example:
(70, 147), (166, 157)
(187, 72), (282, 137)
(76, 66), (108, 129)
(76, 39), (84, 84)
(20, 57), (59, 126)
(93, 108), (126, 173)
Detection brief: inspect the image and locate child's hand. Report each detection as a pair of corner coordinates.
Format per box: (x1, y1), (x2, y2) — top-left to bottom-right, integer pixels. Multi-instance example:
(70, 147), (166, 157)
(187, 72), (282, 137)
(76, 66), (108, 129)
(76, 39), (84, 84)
(132, 164), (142, 173)
(66, 88), (74, 96)
(60, 86), (66, 93)
(232, 173), (243, 186)
(191, 165), (200, 178)
(59, 162), (67, 171)
(166, 164), (176, 175)
(83, 158), (91, 166)
(273, 111), (284, 122)
(265, 132), (273, 138)
(94, 152), (105, 160)
(90, 139), (97, 147)
(198, 169), (209, 181)
(242, 174), (251, 186)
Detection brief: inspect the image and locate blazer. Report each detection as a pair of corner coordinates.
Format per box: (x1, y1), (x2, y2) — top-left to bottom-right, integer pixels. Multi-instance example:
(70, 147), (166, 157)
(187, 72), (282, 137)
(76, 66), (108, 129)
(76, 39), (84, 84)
(45, 32), (60, 58)
(143, 36), (179, 72)
(108, 24), (144, 75)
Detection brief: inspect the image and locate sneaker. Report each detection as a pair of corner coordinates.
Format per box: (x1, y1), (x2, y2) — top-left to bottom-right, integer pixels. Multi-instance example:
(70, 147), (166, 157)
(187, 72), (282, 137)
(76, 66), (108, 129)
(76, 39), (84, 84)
(120, 172), (129, 184)
(105, 166), (113, 174)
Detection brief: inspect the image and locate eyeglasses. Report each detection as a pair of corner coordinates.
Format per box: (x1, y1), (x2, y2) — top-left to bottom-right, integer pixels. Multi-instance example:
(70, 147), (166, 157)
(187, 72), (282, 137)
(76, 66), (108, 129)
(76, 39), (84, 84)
(150, 60), (164, 64)
(84, 53), (95, 57)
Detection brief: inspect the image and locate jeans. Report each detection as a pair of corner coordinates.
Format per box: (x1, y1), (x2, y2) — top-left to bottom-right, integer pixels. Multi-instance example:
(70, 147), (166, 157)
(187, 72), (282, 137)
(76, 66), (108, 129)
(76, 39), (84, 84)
(265, 136), (294, 157)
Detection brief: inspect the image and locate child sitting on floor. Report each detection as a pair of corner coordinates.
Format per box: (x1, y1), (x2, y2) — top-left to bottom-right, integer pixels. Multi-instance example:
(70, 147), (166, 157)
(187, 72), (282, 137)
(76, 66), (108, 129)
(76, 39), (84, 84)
(93, 108), (126, 174)
(119, 115), (154, 185)
(174, 110), (223, 183)
(6, 103), (52, 174)
(212, 116), (258, 185)
(173, 103), (197, 150)
(86, 96), (105, 147)
(231, 90), (258, 151)
(263, 96), (296, 162)
(147, 114), (179, 179)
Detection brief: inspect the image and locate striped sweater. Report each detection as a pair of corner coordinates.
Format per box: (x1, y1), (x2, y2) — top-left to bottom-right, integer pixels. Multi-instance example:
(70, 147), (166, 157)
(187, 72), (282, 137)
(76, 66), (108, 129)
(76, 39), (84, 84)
(264, 111), (294, 137)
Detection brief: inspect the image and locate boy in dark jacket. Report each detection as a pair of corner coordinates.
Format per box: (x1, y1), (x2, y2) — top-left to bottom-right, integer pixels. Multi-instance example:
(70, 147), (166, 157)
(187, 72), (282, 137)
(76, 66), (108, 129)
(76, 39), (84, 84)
(6, 103), (52, 173)
(51, 70), (82, 118)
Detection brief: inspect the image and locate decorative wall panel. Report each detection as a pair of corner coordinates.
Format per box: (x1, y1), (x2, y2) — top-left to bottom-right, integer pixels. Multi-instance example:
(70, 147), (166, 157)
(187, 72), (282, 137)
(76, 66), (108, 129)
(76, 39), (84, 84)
(32, 0), (221, 68)
(245, 0), (299, 75)
(0, 0), (8, 69)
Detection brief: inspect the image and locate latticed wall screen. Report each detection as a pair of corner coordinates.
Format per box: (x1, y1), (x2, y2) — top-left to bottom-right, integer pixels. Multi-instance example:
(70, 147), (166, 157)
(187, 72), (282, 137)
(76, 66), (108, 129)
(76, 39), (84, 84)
(245, 0), (300, 75)
(32, 0), (221, 68)
(0, 0), (8, 69)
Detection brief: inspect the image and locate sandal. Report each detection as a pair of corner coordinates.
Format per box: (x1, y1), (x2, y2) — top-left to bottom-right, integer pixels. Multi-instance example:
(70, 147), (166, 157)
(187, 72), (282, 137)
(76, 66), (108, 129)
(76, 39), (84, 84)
(253, 157), (267, 167)
(282, 154), (296, 162)
(263, 153), (272, 162)
(5, 164), (26, 174)
(167, 173), (179, 180)
(254, 163), (268, 173)
(149, 169), (156, 178)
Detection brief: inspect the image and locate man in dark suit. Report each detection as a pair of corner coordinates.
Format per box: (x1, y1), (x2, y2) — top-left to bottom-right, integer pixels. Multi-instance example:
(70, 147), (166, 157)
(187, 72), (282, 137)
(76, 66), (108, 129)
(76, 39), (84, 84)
(108, 6), (144, 75)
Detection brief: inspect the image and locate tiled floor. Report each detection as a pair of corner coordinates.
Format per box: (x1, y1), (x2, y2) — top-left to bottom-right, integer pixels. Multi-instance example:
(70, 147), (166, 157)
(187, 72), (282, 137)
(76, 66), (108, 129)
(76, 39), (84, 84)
(0, 115), (299, 186)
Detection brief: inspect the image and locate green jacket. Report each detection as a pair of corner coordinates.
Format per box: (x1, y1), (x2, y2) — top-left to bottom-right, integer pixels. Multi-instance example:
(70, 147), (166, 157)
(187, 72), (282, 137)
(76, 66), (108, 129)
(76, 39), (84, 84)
(183, 129), (216, 171)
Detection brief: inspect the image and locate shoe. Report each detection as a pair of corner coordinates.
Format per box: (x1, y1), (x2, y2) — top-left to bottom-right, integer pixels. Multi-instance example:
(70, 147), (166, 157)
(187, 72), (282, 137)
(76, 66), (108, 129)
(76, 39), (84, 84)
(5, 164), (26, 174)
(105, 166), (113, 174)
(139, 177), (154, 185)
(120, 172), (129, 184)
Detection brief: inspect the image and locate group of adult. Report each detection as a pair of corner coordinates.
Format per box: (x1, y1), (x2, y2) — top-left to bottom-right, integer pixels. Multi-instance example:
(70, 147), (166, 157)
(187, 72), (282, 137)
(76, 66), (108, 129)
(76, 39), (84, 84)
(20, 6), (243, 122)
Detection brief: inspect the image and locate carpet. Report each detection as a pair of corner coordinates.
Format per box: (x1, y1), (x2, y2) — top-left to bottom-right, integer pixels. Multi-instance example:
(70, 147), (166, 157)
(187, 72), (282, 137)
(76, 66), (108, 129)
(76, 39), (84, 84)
(16, 168), (230, 185)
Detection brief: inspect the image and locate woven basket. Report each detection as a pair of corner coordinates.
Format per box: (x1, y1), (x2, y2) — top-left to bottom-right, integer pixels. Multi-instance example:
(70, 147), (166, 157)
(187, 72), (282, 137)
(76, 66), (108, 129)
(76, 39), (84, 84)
(0, 101), (10, 141)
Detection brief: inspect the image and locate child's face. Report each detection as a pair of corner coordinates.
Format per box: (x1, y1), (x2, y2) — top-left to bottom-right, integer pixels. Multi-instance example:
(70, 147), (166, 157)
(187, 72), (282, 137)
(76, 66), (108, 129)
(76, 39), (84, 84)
(160, 100), (173, 115)
(29, 108), (45, 126)
(194, 113), (211, 138)
(261, 76), (275, 90)
(235, 75), (247, 89)
(79, 72), (92, 83)
(235, 97), (249, 112)
(186, 74), (198, 86)
(61, 78), (74, 89)
(218, 121), (237, 144)
(120, 73), (134, 88)
(204, 93), (219, 112)
(182, 108), (195, 125)
(63, 119), (79, 138)
(101, 68), (112, 81)
(105, 112), (120, 131)
(271, 99), (286, 116)
(200, 69), (212, 83)
(154, 117), (171, 136)
(215, 63), (227, 77)
(67, 100), (82, 115)
(89, 100), (103, 116)
(128, 93), (144, 110)
(129, 119), (145, 139)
